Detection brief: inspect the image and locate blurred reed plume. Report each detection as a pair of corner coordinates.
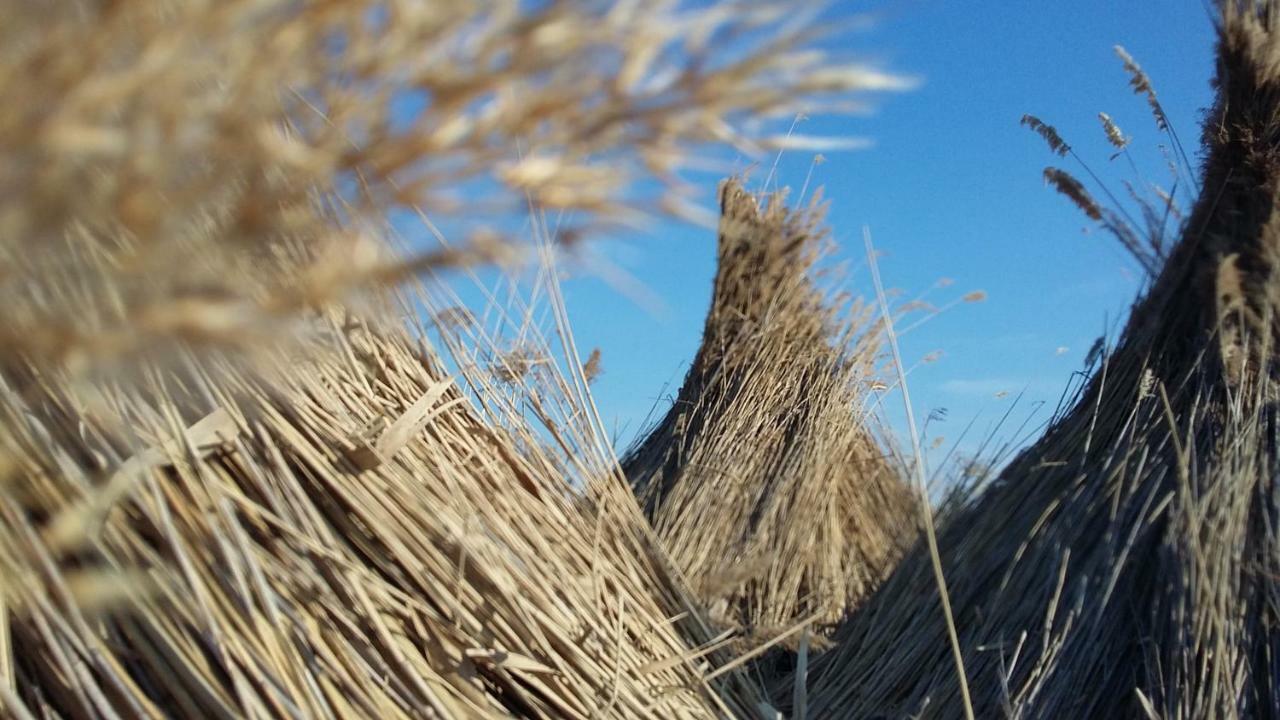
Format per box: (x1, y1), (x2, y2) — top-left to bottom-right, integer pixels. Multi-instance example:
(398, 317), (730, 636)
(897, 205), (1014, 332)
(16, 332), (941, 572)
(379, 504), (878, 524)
(0, 0), (908, 377)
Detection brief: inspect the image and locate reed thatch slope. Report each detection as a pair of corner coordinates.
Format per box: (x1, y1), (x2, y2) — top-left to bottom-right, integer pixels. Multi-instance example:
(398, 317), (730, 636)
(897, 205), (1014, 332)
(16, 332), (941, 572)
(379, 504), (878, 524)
(623, 181), (914, 639)
(798, 4), (1280, 718)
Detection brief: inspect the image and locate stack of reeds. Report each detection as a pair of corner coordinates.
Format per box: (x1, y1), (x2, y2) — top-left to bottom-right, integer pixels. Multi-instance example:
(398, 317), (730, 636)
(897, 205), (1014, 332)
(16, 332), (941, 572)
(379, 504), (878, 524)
(623, 181), (914, 639)
(0, 1), (907, 717)
(0, 299), (788, 718)
(9, 0), (1276, 717)
(796, 3), (1280, 717)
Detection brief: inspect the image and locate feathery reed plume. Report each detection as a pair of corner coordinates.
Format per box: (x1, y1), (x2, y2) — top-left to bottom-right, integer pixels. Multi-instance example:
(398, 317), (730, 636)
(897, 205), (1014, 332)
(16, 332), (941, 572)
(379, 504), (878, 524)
(623, 180), (914, 641)
(795, 4), (1280, 717)
(1115, 45), (1169, 131)
(582, 348), (604, 385)
(1023, 109), (1169, 277)
(1037, 141), (1166, 277)
(1021, 115), (1072, 156)
(0, 0), (908, 376)
(1115, 44), (1198, 189)
(1099, 112), (1131, 149)
(1043, 167), (1103, 220)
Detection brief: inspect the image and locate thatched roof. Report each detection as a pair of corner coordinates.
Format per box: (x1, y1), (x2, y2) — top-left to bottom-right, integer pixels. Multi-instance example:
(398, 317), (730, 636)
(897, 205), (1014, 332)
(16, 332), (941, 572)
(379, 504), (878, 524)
(796, 3), (1280, 717)
(623, 180), (914, 638)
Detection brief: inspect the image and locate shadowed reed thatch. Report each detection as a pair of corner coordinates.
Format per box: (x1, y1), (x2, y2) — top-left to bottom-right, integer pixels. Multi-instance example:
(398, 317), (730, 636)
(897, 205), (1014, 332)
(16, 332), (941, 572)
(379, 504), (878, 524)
(0, 1), (913, 717)
(796, 3), (1280, 717)
(623, 180), (914, 639)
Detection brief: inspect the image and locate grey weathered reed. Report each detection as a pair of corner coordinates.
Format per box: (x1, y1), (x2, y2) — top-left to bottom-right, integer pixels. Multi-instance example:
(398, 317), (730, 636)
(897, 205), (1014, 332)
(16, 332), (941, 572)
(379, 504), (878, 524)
(797, 4), (1280, 717)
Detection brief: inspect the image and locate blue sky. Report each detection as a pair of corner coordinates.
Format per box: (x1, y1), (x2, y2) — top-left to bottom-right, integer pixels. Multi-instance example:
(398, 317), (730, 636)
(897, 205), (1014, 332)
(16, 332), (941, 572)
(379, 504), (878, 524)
(553, 1), (1220, 466)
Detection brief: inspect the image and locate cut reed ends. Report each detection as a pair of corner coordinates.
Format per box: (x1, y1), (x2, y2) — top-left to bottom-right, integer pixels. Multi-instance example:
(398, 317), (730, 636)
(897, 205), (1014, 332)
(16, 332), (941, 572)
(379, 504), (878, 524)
(0, 294), (782, 718)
